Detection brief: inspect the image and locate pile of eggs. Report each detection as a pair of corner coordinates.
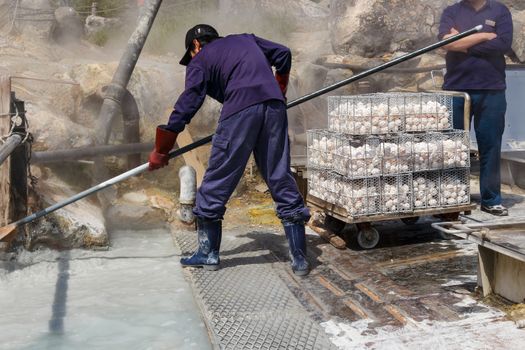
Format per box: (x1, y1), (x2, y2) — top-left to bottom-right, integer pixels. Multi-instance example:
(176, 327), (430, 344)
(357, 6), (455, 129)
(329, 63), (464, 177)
(329, 102), (403, 135)
(329, 100), (451, 135)
(412, 140), (443, 171)
(441, 173), (470, 206)
(405, 101), (451, 132)
(310, 168), (470, 215)
(413, 175), (440, 208)
(309, 132), (469, 176)
(309, 171), (380, 216)
(381, 141), (412, 174)
(309, 134), (382, 177)
(443, 139), (469, 168)
(382, 180), (412, 213)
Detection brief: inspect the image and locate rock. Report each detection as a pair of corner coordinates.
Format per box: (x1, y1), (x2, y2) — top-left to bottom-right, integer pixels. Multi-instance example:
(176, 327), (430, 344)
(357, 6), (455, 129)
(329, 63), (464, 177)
(85, 15), (121, 36)
(288, 30), (333, 62)
(218, 0), (329, 32)
(291, 62), (329, 98)
(26, 174), (108, 250)
(105, 190), (175, 231)
(511, 10), (525, 62)
(329, 0), (454, 57)
(52, 7), (84, 44)
(26, 102), (93, 151)
(255, 183), (269, 193)
(342, 54), (383, 68)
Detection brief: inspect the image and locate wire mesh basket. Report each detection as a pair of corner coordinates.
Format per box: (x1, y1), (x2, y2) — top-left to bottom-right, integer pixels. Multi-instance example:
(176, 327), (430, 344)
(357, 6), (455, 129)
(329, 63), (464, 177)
(412, 132), (444, 171)
(440, 168), (470, 207)
(442, 130), (470, 169)
(308, 169), (381, 217)
(334, 135), (382, 178)
(340, 176), (381, 217)
(381, 174), (413, 214)
(380, 134), (414, 175)
(328, 93), (453, 135)
(404, 93), (452, 132)
(412, 171), (441, 209)
(328, 95), (403, 135)
(308, 168), (340, 204)
(307, 130), (336, 169)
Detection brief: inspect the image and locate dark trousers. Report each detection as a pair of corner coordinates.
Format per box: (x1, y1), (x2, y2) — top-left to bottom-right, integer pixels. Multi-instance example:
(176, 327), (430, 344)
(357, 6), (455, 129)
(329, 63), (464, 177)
(453, 90), (506, 206)
(193, 100), (310, 222)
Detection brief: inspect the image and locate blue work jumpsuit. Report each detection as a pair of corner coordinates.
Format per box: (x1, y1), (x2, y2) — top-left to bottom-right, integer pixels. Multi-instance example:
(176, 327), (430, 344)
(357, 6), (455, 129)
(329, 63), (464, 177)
(165, 34), (310, 223)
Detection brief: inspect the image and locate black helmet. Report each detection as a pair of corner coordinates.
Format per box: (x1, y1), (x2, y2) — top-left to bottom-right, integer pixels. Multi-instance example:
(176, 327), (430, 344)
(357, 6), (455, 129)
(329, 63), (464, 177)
(179, 24), (219, 66)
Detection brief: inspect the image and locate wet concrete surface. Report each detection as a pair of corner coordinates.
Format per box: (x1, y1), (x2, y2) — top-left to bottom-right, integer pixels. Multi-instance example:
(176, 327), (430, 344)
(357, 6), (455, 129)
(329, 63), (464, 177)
(0, 229), (212, 350)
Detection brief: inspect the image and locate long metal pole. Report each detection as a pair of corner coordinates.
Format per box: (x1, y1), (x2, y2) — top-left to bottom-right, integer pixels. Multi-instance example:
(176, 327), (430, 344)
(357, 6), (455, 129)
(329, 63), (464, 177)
(31, 142), (154, 164)
(0, 25), (481, 238)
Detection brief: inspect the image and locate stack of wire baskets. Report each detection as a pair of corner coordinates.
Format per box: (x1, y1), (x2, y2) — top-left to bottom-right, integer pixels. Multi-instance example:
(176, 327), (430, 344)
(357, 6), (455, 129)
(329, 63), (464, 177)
(307, 92), (470, 217)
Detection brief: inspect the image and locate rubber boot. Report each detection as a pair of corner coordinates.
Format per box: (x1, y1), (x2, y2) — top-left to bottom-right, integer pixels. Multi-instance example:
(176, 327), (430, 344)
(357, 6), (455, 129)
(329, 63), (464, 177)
(283, 223), (310, 276)
(180, 217), (222, 271)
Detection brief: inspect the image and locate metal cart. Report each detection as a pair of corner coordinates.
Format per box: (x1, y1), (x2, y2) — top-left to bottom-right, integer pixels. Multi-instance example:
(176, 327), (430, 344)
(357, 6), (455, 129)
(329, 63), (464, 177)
(291, 91), (477, 249)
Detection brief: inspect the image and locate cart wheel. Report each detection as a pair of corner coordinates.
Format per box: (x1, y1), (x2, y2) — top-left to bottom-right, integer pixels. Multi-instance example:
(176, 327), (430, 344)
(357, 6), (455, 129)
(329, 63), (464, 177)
(356, 226), (380, 249)
(324, 215), (346, 233)
(401, 216), (419, 225)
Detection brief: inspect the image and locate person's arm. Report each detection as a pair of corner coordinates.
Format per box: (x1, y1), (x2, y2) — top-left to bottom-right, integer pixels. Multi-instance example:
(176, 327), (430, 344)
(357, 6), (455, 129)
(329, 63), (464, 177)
(253, 35), (292, 74)
(166, 66), (207, 133)
(444, 30), (497, 53)
(468, 7), (513, 56)
(253, 35), (292, 96)
(148, 66), (206, 171)
(437, 6), (494, 53)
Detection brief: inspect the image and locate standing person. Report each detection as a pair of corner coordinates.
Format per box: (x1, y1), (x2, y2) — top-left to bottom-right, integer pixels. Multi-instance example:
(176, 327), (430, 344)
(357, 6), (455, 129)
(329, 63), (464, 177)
(439, 0), (513, 216)
(148, 25), (311, 275)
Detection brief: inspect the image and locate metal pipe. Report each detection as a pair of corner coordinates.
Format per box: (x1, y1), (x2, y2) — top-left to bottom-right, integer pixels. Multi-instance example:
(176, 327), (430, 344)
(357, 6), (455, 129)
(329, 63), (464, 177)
(322, 63), (447, 74)
(0, 134), (22, 166)
(121, 89), (141, 169)
(31, 142), (153, 164)
(94, 0), (163, 145)
(178, 165), (196, 224)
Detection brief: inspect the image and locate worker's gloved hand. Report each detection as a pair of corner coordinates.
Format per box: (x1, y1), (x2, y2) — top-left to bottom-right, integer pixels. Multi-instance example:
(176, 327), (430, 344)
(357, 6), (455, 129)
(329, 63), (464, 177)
(275, 72), (289, 97)
(148, 125), (178, 171)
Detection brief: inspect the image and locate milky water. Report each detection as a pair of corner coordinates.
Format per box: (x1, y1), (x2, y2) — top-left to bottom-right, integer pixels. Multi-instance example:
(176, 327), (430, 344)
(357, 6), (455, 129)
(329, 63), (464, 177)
(0, 229), (211, 350)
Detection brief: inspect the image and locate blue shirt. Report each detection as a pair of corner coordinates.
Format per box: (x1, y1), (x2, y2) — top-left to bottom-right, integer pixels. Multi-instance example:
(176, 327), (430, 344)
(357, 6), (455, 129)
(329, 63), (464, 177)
(438, 0), (513, 91)
(166, 34), (290, 132)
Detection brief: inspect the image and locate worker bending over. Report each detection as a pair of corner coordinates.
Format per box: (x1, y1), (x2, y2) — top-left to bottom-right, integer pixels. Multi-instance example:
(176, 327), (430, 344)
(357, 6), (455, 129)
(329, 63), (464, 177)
(148, 24), (311, 275)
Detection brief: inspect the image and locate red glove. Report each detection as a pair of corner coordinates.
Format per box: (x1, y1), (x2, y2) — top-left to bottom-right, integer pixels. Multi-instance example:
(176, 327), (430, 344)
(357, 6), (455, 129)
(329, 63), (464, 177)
(148, 126), (178, 171)
(275, 72), (289, 97)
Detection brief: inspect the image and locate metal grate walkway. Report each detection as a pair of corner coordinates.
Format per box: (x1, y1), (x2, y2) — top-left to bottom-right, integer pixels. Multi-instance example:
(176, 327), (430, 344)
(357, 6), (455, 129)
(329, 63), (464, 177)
(173, 230), (335, 350)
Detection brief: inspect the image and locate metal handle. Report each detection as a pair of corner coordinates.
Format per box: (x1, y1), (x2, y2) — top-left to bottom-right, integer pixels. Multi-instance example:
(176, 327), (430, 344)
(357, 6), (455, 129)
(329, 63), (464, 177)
(431, 221), (476, 235)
